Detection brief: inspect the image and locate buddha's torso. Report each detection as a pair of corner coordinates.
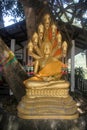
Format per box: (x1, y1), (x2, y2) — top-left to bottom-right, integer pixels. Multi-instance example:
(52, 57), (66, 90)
(39, 56), (58, 69)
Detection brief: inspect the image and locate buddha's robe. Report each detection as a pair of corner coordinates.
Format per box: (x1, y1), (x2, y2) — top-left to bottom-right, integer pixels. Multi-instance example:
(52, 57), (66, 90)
(29, 60), (65, 81)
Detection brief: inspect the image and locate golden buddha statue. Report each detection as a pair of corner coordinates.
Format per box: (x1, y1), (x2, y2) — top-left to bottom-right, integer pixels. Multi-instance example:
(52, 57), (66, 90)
(50, 23), (62, 60)
(27, 39), (65, 81)
(62, 41), (68, 58)
(43, 13), (51, 31)
(56, 32), (62, 49)
(17, 13), (79, 120)
(28, 32), (43, 60)
(43, 13), (51, 40)
(28, 40), (41, 60)
(51, 23), (57, 43)
(32, 32), (42, 57)
(38, 23), (44, 48)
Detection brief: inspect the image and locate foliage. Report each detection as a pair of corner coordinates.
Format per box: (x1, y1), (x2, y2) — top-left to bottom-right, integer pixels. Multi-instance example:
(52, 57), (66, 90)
(1, 0), (25, 22)
(67, 67), (85, 83)
(75, 67), (84, 79)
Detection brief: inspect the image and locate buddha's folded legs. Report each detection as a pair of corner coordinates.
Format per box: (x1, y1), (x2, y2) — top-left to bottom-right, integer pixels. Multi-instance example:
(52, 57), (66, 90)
(45, 80), (70, 89)
(24, 80), (51, 88)
(24, 79), (69, 89)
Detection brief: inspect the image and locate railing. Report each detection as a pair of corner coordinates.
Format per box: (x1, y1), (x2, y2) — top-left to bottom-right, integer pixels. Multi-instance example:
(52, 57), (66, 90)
(68, 68), (87, 95)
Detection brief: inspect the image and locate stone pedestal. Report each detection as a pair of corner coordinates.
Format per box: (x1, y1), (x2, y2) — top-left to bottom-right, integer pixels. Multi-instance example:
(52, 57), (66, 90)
(17, 80), (78, 119)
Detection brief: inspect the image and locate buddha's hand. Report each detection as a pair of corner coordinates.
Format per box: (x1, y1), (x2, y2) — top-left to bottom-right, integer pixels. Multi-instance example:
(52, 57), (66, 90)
(34, 74), (43, 80)
(35, 74), (41, 77)
(42, 76), (55, 81)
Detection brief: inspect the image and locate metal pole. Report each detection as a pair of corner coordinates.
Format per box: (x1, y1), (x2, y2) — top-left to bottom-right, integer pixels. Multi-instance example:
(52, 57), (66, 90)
(10, 39), (16, 95)
(11, 39), (15, 53)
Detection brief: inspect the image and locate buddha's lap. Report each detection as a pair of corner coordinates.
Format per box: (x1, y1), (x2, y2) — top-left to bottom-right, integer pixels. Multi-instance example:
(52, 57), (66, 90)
(23, 78), (69, 89)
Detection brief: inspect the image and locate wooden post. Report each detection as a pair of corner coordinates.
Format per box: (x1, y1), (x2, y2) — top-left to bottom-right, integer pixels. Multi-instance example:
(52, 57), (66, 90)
(71, 40), (75, 92)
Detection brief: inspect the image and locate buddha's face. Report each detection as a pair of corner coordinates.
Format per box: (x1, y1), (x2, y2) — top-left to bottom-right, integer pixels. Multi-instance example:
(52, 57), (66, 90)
(43, 14), (51, 30)
(43, 44), (51, 55)
(38, 24), (44, 40)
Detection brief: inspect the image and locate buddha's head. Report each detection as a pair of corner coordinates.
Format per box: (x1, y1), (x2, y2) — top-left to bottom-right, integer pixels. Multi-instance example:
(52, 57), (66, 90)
(32, 32), (38, 46)
(43, 13), (51, 30)
(42, 40), (52, 56)
(38, 23), (44, 40)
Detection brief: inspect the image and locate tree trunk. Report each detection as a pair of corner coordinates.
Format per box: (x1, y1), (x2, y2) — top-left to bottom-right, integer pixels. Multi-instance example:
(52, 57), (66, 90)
(19, 0), (36, 40)
(19, 0), (36, 64)
(24, 6), (36, 40)
(0, 38), (28, 101)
